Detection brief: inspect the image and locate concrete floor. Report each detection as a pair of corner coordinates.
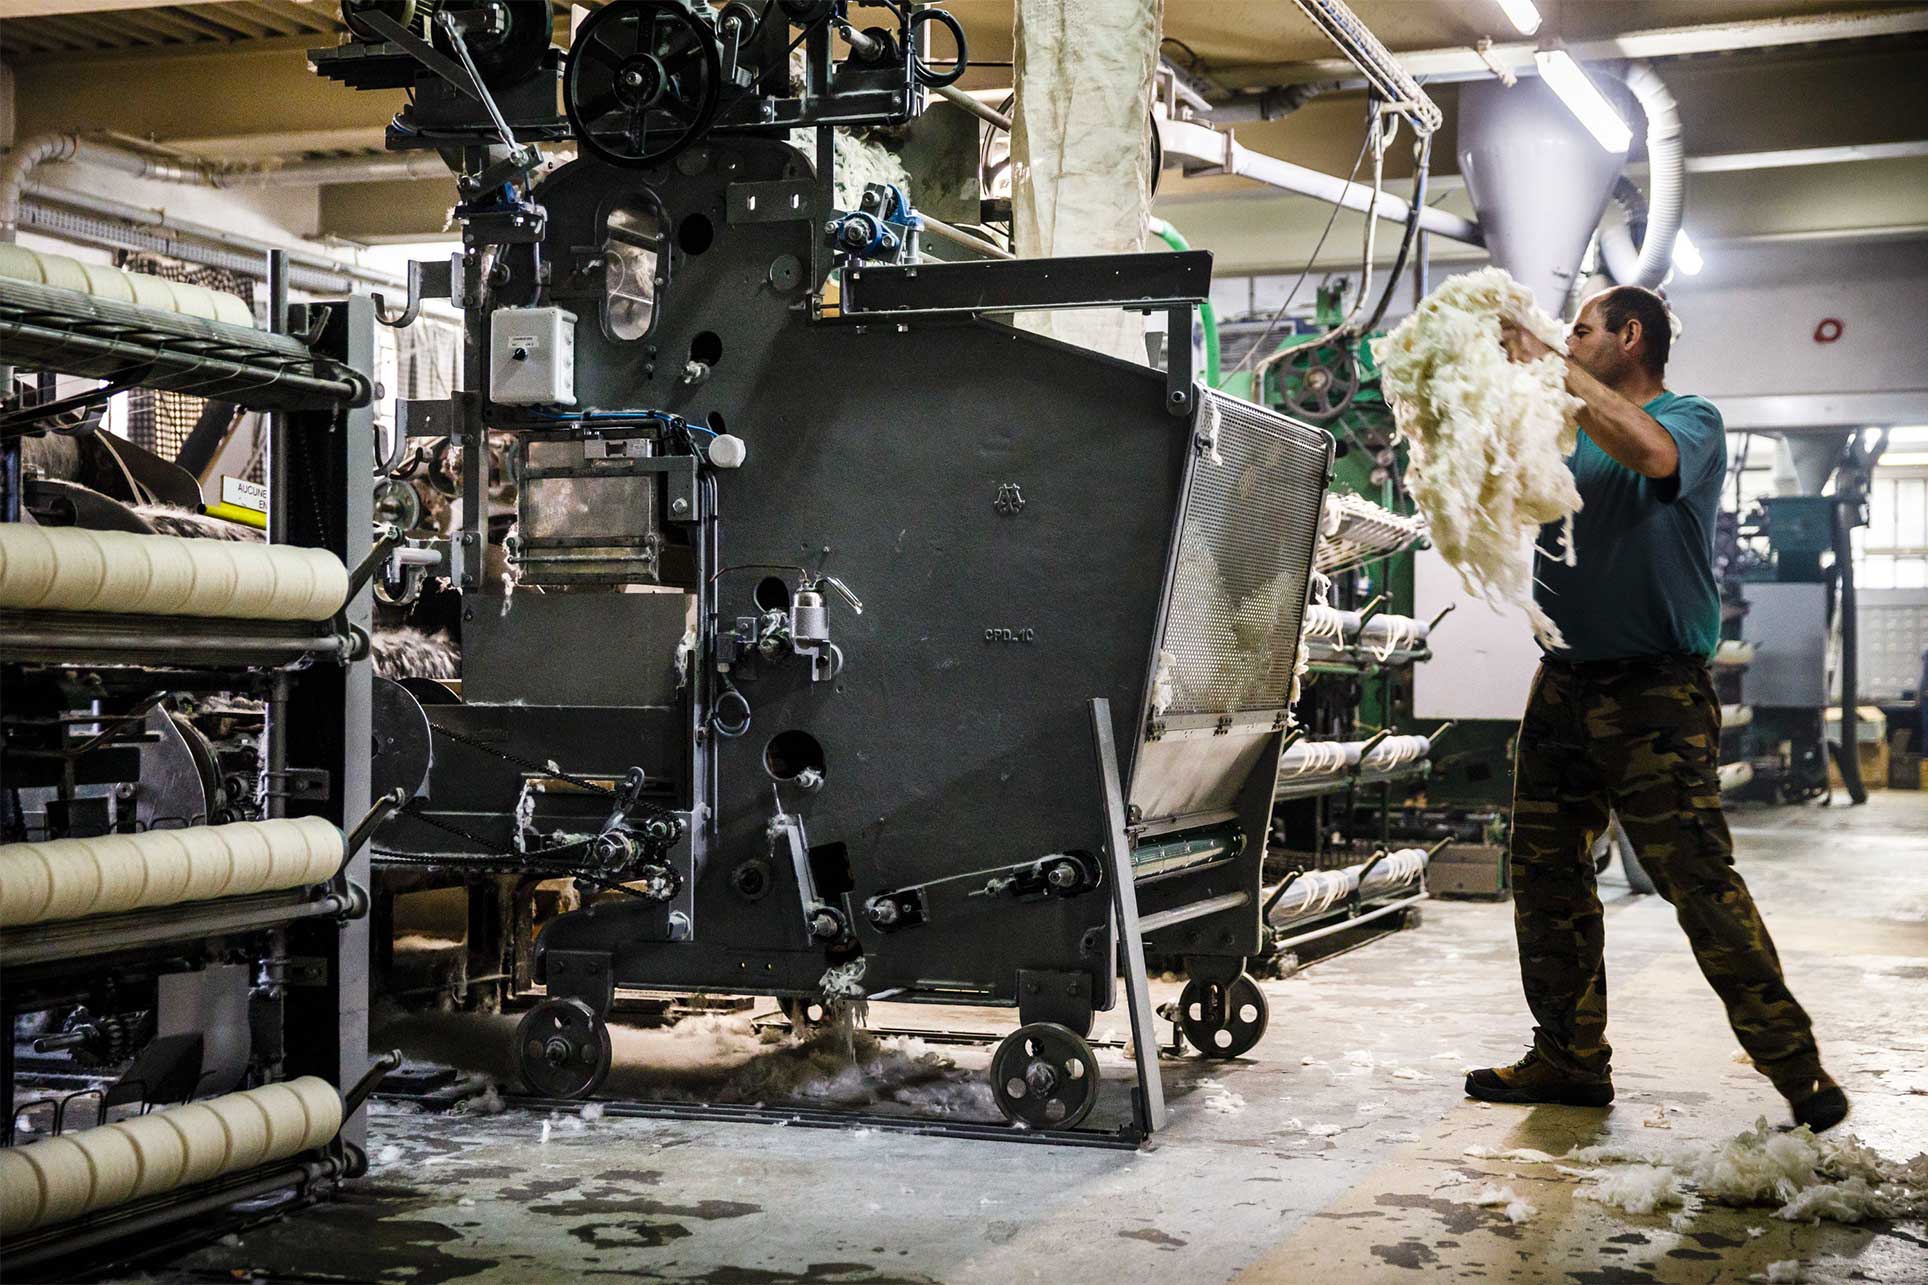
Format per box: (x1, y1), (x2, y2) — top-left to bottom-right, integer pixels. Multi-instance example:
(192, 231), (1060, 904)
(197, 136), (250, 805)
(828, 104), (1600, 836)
(162, 792), (1927, 1284)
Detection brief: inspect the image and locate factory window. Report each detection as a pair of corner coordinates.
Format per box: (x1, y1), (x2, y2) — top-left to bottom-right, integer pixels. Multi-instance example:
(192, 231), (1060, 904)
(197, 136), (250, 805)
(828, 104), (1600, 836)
(1859, 469), (1928, 590)
(603, 202), (664, 341)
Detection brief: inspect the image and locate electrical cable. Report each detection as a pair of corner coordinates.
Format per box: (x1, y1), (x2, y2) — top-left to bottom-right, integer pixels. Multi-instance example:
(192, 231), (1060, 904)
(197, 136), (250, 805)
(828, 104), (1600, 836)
(1230, 108), (1375, 377)
(1355, 127), (1432, 338)
(1262, 106), (1393, 370)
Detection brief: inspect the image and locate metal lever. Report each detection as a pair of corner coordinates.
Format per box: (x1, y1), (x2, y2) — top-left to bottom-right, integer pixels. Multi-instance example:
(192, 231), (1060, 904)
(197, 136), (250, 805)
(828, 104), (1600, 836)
(815, 575), (863, 615)
(347, 788), (409, 854)
(345, 524), (408, 601)
(436, 9), (537, 171)
(342, 1049), (404, 1118)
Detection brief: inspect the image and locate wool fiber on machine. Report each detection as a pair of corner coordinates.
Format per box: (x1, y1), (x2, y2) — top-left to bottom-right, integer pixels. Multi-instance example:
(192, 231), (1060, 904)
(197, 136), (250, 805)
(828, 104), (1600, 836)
(1370, 267), (1583, 648)
(371, 627), (460, 680)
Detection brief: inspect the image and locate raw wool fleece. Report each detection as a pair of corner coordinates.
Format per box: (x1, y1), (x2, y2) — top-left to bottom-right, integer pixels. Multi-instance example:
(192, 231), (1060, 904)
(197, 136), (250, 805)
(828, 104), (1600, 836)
(1371, 267), (1583, 648)
(1572, 1117), (1928, 1224)
(1009, 0), (1162, 362)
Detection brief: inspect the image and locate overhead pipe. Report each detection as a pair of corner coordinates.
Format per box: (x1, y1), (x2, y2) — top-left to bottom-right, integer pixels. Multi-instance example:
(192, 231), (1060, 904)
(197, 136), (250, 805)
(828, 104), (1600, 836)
(2, 134), (210, 241)
(1157, 117), (1483, 246)
(1208, 82), (1344, 123)
(4, 133), (426, 294)
(210, 151), (456, 187)
(1597, 62), (1684, 289)
(933, 84), (1011, 133)
(20, 185), (409, 295)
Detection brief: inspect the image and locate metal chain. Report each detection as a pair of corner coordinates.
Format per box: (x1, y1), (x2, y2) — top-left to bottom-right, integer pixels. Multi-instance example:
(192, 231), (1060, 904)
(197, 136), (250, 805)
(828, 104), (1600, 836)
(428, 721), (675, 819)
(374, 806), (660, 902)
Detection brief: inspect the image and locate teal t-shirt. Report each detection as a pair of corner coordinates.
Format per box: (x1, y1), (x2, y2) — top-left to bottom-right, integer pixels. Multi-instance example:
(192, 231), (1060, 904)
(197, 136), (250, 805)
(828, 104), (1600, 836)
(1533, 391), (1725, 662)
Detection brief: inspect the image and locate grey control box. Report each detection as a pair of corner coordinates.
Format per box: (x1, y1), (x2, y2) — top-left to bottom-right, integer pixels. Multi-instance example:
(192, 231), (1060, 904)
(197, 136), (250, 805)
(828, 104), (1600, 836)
(489, 305), (576, 406)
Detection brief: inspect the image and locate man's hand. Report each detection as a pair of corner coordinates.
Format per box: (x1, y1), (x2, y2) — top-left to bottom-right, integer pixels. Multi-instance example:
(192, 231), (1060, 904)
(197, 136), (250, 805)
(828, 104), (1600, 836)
(1498, 317), (1557, 365)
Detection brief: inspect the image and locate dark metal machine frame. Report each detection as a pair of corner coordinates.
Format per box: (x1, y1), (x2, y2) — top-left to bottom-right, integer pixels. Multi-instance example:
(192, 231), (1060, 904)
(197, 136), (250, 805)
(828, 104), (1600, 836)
(324, 0), (1333, 1140)
(1, 279), (389, 1274)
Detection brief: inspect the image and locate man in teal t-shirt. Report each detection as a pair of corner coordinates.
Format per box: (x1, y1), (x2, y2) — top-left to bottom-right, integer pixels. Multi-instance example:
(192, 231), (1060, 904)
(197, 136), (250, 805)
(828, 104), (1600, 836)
(1464, 285), (1845, 1133)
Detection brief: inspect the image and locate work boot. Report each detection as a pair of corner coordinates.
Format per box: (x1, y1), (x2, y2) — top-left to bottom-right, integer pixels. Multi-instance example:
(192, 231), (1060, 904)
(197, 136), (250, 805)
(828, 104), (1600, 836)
(1465, 1048), (1614, 1107)
(1787, 1072), (1850, 1134)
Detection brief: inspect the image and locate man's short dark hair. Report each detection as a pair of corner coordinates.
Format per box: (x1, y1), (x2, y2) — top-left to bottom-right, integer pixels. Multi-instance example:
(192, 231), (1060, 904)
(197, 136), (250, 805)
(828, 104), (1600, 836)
(1597, 285), (1672, 375)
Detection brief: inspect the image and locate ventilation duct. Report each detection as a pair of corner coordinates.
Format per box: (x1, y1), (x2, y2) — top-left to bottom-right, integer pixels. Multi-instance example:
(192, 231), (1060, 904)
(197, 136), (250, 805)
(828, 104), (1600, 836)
(1597, 62), (1685, 289)
(1456, 75), (1623, 314)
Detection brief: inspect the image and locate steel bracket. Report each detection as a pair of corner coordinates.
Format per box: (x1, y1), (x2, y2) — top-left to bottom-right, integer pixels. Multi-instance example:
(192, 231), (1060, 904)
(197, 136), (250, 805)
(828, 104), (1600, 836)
(1017, 968), (1094, 1033)
(546, 949), (616, 1017)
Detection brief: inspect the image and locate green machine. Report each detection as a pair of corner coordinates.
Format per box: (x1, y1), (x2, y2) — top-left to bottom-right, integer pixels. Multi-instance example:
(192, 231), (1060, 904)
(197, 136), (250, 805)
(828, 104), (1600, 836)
(1725, 486), (1870, 803)
(1223, 286), (1416, 731)
(1220, 286), (1514, 870)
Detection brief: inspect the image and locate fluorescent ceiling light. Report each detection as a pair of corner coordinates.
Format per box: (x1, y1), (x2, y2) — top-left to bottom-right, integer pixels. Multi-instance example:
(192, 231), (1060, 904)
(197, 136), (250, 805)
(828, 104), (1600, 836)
(1493, 0), (1541, 36)
(1534, 49), (1632, 153)
(1673, 228), (1704, 275)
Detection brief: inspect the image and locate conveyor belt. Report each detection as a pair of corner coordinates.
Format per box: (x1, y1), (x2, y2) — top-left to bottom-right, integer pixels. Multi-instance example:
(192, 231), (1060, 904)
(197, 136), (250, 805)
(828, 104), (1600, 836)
(0, 276), (368, 413)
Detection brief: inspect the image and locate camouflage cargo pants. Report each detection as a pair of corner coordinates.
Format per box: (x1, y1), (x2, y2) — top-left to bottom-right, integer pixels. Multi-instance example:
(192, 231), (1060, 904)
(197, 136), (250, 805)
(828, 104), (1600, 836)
(1510, 654), (1821, 1099)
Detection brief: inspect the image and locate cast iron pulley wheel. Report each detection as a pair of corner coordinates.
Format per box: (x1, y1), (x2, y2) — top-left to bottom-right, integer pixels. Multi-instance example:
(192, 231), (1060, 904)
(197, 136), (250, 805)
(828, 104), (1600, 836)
(1274, 340), (1360, 422)
(1178, 974), (1269, 1059)
(566, 0), (722, 170)
(778, 995), (833, 1029)
(990, 1022), (1101, 1130)
(515, 996), (613, 1099)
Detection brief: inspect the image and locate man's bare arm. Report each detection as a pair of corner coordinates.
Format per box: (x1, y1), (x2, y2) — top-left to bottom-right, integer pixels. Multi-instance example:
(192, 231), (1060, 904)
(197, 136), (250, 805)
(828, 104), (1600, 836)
(1560, 363), (1678, 480)
(1497, 320), (1678, 479)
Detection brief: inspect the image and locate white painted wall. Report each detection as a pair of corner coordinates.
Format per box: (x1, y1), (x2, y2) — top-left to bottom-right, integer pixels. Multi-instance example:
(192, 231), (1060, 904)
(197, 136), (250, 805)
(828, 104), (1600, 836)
(1659, 238), (1928, 428)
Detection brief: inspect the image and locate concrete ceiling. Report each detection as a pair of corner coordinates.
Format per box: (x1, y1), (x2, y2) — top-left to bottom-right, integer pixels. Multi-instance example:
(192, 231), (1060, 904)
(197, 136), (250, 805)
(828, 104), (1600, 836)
(2, 0), (1924, 254)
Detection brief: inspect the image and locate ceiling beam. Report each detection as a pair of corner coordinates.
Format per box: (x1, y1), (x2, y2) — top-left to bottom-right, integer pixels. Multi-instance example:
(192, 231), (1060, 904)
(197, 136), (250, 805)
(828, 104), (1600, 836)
(1212, 7), (1928, 89)
(0, 0), (242, 13)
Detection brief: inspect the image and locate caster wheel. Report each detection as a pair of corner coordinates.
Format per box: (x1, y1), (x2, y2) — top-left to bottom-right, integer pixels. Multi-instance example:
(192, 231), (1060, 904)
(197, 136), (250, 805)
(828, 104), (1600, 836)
(990, 1022), (1100, 1130)
(778, 995), (833, 1029)
(515, 997), (612, 1099)
(1178, 974), (1268, 1059)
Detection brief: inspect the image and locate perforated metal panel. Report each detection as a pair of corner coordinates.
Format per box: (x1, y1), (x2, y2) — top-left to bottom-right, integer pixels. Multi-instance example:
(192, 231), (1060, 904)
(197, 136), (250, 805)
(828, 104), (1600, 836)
(1155, 392), (1331, 716)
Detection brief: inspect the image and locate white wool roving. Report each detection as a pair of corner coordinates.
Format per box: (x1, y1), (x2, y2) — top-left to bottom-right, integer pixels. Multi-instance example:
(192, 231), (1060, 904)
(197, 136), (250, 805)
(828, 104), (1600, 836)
(1370, 267), (1584, 648)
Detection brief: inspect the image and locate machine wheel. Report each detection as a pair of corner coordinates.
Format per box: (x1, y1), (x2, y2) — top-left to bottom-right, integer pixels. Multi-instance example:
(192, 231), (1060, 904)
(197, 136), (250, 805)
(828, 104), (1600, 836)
(1178, 974), (1269, 1059)
(566, 0), (722, 170)
(515, 997), (612, 1099)
(990, 1022), (1100, 1130)
(1273, 340), (1359, 422)
(778, 995), (833, 1029)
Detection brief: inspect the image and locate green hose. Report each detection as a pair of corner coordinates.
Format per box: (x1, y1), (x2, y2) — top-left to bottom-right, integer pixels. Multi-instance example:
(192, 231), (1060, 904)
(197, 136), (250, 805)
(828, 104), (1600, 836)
(1149, 218), (1221, 388)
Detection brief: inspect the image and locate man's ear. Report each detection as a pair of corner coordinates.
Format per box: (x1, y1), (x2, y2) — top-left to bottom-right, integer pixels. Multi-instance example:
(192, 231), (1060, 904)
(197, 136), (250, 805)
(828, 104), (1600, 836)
(1621, 317), (1643, 355)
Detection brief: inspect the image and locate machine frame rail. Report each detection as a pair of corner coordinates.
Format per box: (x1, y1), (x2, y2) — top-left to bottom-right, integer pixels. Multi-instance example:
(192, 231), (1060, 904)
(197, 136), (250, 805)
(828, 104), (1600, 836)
(374, 1088), (1143, 1151)
(0, 276), (370, 414)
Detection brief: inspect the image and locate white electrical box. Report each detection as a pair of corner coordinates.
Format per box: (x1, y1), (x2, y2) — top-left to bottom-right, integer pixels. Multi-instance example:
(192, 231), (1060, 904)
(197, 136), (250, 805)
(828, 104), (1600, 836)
(489, 306), (576, 406)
